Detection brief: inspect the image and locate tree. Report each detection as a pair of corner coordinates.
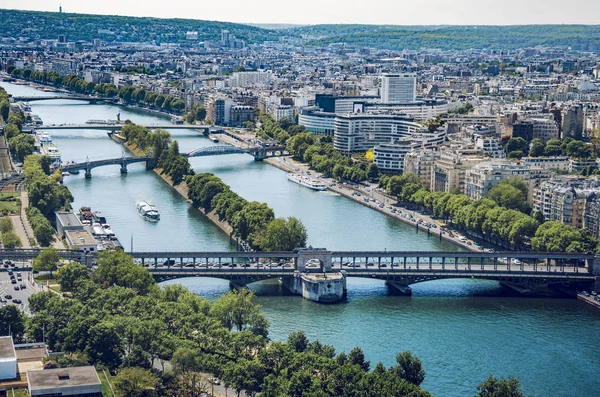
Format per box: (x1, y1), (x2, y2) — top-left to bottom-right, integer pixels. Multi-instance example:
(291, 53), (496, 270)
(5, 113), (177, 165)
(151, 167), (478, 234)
(565, 140), (591, 159)
(8, 133), (35, 161)
(287, 330), (309, 353)
(256, 217), (307, 251)
(348, 347), (370, 371)
(85, 321), (124, 369)
(33, 247), (60, 272)
(476, 374), (530, 397)
(393, 351), (425, 386)
(39, 155), (53, 175)
(0, 217), (13, 234)
(113, 367), (159, 397)
(528, 139), (545, 157)
(1, 231), (22, 248)
(505, 137), (528, 154)
(57, 262), (90, 292)
(3, 124), (20, 141)
(366, 163), (380, 181)
(0, 305), (26, 342)
(488, 181), (528, 213)
(171, 348), (200, 374)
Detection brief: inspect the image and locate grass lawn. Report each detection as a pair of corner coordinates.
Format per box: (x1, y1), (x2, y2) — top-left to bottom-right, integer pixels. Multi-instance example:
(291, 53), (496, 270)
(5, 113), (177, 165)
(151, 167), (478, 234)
(9, 388), (29, 397)
(0, 192), (20, 214)
(98, 368), (114, 397)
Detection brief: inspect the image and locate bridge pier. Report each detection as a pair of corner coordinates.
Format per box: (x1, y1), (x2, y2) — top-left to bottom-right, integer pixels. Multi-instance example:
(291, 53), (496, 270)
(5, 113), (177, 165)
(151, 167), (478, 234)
(85, 167), (92, 179)
(386, 281), (413, 296)
(281, 271), (347, 303)
(120, 163), (128, 174)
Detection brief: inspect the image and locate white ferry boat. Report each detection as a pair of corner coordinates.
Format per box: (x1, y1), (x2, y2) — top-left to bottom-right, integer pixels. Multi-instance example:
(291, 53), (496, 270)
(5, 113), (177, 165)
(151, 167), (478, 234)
(36, 131), (52, 144)
(287, 173), (327, 191)
(86, 119), (107, 124)
(136, 200), (160, 222)
(41, 144), (61, 167)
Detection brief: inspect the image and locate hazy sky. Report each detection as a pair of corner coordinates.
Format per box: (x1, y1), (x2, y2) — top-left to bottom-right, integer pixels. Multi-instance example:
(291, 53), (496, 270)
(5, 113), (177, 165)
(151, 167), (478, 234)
(3, 0), (600, 25)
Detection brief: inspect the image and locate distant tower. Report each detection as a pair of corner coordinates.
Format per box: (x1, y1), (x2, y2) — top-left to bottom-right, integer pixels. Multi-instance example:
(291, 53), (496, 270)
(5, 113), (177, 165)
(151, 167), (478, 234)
(59, 4), (62, 13)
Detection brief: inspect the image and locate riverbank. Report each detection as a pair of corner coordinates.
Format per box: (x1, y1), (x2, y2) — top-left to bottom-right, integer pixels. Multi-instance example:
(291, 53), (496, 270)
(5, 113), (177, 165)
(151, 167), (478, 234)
(211, 132), (478, 252)
(122, 141), (242, 246)
(2, 72), (179, 120)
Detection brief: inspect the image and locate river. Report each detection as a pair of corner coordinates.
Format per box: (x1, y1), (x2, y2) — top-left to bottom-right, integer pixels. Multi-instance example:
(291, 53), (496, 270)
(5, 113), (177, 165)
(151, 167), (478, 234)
(3, 81), (600, 397)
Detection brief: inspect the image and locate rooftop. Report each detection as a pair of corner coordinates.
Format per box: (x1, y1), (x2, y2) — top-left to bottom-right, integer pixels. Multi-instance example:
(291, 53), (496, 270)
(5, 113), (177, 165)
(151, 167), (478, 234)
(27, 366), (101, 390)
(0, 336), (16, 360)
(55, 211), (83, 228)
(65, 229), (97, 247)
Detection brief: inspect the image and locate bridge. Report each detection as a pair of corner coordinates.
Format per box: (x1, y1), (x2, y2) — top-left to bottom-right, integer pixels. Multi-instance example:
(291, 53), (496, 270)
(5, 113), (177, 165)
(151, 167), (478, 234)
(13, 95), (117, 104)
(1, 248), (598, 302)
(60, 144), (287, 177)
(61, 156), (153, 178)
(38, 123), (212, 131)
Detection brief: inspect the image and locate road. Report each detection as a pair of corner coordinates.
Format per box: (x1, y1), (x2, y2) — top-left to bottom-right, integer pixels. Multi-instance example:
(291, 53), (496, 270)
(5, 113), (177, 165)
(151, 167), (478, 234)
(0, 262), (40, 314)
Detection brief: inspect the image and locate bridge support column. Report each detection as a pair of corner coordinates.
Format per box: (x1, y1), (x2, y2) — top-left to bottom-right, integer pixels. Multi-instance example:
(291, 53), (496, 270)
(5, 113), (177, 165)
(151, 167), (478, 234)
(85, 167), (92, 178)
(120, 163), (128, 174)
(386, 281), (412, 296)
(281, 270), (346, 303)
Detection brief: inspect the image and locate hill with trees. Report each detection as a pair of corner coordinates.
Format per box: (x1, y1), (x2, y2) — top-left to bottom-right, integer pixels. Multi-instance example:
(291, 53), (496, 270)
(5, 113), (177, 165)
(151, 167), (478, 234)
(0, 8), (279, 43)
(299, 25), (600, 51)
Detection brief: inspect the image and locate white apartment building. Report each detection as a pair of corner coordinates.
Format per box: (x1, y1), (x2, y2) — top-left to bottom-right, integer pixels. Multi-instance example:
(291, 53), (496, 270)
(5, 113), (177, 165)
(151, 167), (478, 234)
(333, 113), (424, 154)
(403, 150), (439, 187)
(270, 104), (294, 122)
(230, 71), (272, 87)
(464, 161), (532, 201)
(380, 73), (417, 103)
(521, 156), (570, 172)
(475, 135), (505, 158)
(374, 128), (447, 172)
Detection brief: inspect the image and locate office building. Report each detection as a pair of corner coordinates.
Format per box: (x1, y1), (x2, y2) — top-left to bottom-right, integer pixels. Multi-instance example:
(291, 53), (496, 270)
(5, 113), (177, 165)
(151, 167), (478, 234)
(380, 73), (417, 103)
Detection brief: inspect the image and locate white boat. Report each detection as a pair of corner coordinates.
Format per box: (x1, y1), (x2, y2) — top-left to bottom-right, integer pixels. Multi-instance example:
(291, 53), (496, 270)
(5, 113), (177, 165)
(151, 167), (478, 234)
(102, 224), (115, 237)
(136, 200), (160, 222)
(36, 131), (52, 144)
(287, 173), (327, 191)
(41, 144), (61, 167)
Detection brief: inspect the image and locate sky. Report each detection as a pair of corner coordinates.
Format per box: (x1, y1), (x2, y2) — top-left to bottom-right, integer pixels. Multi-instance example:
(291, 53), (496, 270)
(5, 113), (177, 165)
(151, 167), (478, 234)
(2, 0), (600, 25)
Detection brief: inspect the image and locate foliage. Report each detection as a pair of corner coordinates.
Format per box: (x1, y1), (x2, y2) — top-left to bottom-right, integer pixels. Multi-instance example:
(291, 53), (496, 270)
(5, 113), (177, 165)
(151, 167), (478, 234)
(33, 248), (60, 272)
(26, 207), (55, 247)
(183, 103), (207, 124)
(113, 367), (159, 397)
(488, 178), (529, 213)
(0, 217), (13, 234)
(475, 374), (530, 397)
(57, 262), (90, 292)
(1, 230), (22, 249)
(302, 24), (600, 51)
(94, 250), (156, 294)
(187, 173), (307, 250)
(256, 217), (308, 251)
(0, 305), (26, 342)
(531, 222), (593, 252)
(8, 133), (35, 162)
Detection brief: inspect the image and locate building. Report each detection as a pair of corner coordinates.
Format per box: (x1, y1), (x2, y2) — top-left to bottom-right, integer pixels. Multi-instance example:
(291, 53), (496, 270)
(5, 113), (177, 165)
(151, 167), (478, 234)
(206, 98), (234, 126)
(563, 104), (585, 139)
(403, 150), (439, 187)
(380, 73), (417, 103)
(229, 105), (255, 127)
(475, 135), (505, 158)
(27, 366), (102, 397)
(521, 156), (570, 172)
(270, 105), (294, 123)
(512, 121), (534, 141)
(55, 211), (84, 237)
(230, 71), (272, 87)
(298, 108), (335, 136)
(333, 113), (424, 154)
(374, 139), (412, 173)
(431, 152), (486, 193)
(530, 118), (560, 142)
(464, 161), (532, 201)
(0, 336), (17, 381)
(185, 31), (198, 41)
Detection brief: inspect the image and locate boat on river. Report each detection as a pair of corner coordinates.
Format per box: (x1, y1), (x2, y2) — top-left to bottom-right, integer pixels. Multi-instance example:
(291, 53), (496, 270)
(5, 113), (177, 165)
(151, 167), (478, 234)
(136, 200), (160, 222)
(287, 173), (327, 191)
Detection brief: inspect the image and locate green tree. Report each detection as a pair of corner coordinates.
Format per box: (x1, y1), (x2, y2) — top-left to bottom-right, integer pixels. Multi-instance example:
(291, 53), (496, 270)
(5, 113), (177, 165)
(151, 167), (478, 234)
(85, 321), (124, 369)
(488, 181), (528, 213)
(256, 217), (307, 251)
(33, 247), (60, 272)
(287, 330), (309, 353)
(113, 367), (159, 397)
(57, 262), (90, 292)
(3, 124), (20, 141)
(0, 217), (13, 234)
(8, 133), (35, 161)
(393, 351), (425, 386)
(475, 374), (530, 397)
(528, 139), (545, 157)
(505, 137), (528, 154)
(1, 230), (22, 248)
(0, 305), (26, 342)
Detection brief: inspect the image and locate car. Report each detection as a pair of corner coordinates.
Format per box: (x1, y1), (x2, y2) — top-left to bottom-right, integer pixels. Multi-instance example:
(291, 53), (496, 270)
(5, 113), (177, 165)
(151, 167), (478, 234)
(11, 279), (17, 284)
(12, 299), (22, 304)
(14, 285), (20, 291)
(20, 284), (26, 289)
(0, 297), (6, 303)
(7, 271), (12, 276)
(4, 294), (12, 300)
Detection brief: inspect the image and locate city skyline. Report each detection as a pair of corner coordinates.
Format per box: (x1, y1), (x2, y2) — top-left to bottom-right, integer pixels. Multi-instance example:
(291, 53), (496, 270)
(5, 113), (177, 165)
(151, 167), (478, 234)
(5, 0), (600, 25)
